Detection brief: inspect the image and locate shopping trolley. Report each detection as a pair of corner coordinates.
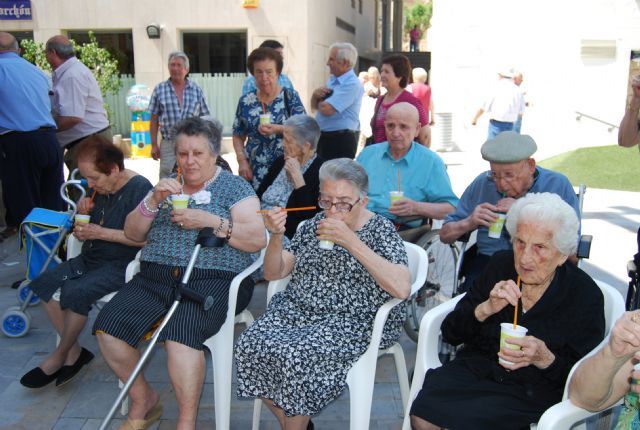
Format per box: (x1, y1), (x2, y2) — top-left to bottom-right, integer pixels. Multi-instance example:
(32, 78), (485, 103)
(1, 171), (87, 338)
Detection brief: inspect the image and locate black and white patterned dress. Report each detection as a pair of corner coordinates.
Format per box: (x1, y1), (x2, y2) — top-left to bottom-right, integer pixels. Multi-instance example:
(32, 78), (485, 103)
(235, 212), (408, 417)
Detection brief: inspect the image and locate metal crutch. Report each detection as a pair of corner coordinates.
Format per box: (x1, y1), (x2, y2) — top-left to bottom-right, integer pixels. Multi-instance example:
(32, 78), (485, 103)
(99, 227), (225, 430)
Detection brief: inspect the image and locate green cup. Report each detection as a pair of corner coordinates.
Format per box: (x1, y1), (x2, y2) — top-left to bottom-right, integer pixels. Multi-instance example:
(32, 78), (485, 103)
(171, 194), (190, 209)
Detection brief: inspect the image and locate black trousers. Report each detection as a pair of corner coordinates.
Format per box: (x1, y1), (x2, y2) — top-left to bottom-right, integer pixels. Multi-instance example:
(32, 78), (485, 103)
(0, 129), (65, 226)
(317, 130), (358, 160)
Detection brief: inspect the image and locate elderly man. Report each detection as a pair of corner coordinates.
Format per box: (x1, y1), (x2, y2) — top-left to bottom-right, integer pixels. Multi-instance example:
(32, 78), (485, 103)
(311, 42), (364, 160)
(439, 131), (580, 290)
(149, 51), (210, 178)
(357, 102), (458, 230)
(0, 32), (64, 241)
(471, 69), (524, 139)
(241, 39), (294, 95)
(45, 35), (111, 174)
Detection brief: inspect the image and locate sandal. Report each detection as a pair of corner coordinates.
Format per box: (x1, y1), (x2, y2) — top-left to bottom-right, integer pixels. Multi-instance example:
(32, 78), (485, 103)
(117, 402), (163, 430)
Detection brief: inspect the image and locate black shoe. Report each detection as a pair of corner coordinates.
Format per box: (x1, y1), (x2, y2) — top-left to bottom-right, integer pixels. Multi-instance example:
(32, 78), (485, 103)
(20, 367), (61, 388)
(307, 420), (314, 430)
(55, 347), (94, 387)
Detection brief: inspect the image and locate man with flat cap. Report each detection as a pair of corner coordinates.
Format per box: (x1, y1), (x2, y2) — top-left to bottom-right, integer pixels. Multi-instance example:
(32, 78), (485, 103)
(439, 131), (579, 290)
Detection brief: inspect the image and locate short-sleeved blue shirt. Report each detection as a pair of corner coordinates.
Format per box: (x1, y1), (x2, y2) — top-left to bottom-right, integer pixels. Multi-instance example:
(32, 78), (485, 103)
(356, 141), (459, 221)
(443, 167), (581, 256)
(141, 170), (258, 271)
(232, 88), (305, 189)
(315, 69), (364, 132)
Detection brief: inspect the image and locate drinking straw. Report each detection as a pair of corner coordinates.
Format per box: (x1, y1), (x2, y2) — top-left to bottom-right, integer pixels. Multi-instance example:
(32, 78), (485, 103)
(90, 190), (97, 203)
(177, 167), (182, 193)
(397, 170), (401, 192)
(262, 101), (267, 114)
(256, 206), (317, 214)
(513, 275), (521, 329)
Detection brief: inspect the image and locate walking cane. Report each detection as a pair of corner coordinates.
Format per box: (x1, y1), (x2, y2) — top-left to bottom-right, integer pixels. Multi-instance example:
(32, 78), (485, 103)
(99, 227), (225, 430)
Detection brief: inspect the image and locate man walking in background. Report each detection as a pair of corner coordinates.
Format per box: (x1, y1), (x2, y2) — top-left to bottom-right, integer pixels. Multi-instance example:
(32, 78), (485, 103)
(471, 69), (524, 140)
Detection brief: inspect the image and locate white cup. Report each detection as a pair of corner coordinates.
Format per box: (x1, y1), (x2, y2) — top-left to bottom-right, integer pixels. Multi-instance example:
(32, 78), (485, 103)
(488, 213), (507, 239)
(259, 113), (271, 125)
(499, 323), (528, 365)
(319, 239), (334, 250)
(171, 194), (190, 209)
(74, 214), (91, 224)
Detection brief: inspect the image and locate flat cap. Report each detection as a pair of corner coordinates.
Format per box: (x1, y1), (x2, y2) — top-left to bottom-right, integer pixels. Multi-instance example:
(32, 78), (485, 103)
(481, 131), (537, 163)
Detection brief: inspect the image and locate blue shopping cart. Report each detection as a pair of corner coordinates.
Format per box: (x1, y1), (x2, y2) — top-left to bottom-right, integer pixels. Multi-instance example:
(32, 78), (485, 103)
(1, 171), (87, 338)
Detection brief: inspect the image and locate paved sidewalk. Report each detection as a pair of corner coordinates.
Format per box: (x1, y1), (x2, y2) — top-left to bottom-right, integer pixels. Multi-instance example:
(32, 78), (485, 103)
(0, 146), (637, 429)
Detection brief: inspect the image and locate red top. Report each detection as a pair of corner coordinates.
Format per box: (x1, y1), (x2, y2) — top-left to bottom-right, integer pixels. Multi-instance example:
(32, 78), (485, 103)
(409, 82), (432, 124)
(371, 90), (428, 144)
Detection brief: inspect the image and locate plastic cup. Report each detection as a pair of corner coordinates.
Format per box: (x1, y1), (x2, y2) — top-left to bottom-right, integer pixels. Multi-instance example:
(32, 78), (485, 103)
(389, 190), (404, 207)
(319, 239), (334, 251)
(499, 323), (528, 365)
(488, 213), (507, 239)
(74, 214), (90, 224)
(171, 194), (190, 209)
(259, 113), (271, 125)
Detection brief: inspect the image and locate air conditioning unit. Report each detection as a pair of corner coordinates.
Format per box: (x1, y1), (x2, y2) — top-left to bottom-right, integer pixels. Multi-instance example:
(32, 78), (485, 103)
(581, 39), (617, 60)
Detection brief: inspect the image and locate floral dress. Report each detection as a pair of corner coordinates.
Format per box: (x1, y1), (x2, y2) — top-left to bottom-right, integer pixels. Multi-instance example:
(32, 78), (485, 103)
(232, 87), (305, 190)
(234, 212), (408, 417)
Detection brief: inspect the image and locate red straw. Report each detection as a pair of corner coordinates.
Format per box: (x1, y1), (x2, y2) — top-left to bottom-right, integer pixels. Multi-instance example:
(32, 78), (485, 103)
(513, 275), (521, 329)
(90, 190), (96, 203)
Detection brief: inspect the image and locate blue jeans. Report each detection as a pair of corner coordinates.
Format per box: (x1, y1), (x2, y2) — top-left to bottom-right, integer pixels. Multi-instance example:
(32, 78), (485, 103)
(514, 115), (523, 133)
(488, 119), (515, 140)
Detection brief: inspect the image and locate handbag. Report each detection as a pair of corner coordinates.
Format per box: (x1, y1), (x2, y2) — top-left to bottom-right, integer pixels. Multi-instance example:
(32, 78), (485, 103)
(365, 96), (383, 147)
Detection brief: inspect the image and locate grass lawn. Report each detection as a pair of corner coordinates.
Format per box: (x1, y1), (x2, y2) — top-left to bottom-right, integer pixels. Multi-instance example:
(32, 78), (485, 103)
(538, 145), (640, 192)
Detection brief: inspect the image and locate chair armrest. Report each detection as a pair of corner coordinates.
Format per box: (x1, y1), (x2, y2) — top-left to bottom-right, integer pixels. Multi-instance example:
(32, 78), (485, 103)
(266, 276), (291, 304)
(124, 250), (142, 282)
(536, 399), (616, 430)
(577, 235), (592, 260)
(66, 234), (83, 259)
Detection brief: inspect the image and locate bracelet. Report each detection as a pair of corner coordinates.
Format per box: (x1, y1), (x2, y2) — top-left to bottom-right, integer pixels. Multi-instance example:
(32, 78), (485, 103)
(225, 218), (233, 242)
(138, 200), (157, 218)
(142, 194), (160, 214)
(214, 217), (226, 237)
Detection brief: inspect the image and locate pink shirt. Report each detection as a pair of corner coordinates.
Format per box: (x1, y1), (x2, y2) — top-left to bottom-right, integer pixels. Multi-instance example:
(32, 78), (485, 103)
(409, 83), (432, 124)
(372, 90), (428, 144)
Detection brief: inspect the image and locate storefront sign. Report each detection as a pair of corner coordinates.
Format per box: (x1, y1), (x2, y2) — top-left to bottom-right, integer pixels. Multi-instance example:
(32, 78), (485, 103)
(0, 0), (32, 20)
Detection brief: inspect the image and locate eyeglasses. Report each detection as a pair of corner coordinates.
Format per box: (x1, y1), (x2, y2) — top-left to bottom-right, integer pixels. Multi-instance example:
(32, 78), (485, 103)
(318, 198), (361, 213)
(487, 170), (521, 182)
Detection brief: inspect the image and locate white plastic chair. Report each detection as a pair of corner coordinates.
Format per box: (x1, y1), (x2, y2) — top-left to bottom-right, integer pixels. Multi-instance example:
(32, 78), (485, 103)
(252, 241), (428, 430)
(401, 280), (626, 430)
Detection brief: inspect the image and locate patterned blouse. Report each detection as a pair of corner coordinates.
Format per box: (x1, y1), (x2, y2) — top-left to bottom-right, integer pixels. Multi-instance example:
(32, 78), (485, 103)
(232, 88), (305, 190)
(261, 154), (317, 210)
(141, 170), (257, 272)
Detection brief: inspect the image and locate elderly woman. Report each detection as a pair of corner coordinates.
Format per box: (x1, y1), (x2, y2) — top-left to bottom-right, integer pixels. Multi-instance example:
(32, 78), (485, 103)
(93, 117), (266, 429)
(409, 192), (605, 430)
(569, 311), (640, 427)
(364, 66), (384, 98)
(256, 114), (323, 239)
(368, 54), (429, 146)
(19, 136), (152, 389)
(233, 47), (306, 190)
(235, 158), (410, 430)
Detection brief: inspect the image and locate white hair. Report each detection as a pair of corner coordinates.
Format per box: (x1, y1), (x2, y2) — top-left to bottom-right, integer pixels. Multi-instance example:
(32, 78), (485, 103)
(330, 42), (358, 68)
(168, 51), (190, 70)
(505, 192), (579, 255)
(412, 67), (428, 83)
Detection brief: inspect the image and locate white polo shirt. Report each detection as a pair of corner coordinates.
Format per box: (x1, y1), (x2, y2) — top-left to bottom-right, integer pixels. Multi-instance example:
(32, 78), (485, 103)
(483, 78), (524, 123)
(51, 57), (109, 146)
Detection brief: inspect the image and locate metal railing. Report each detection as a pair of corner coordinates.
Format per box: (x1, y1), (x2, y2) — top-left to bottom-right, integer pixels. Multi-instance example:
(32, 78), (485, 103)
(575, 111), (619, 132)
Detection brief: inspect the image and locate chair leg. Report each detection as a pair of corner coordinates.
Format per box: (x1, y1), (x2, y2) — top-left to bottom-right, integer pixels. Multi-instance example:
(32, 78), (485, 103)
(205, 321), (234, 430)
(347, 362), (376, 430)
(387, 343), (410, 413)
(252, 398), (262, 430)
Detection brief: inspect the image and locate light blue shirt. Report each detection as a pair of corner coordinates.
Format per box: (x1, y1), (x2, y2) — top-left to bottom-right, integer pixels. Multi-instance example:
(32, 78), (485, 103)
(444, 167), (581, 256)
(241, 73), (294, 95)
(0, 52), (55, 133)
(356, 141), (458, 221)
(316, 69), (363, 132)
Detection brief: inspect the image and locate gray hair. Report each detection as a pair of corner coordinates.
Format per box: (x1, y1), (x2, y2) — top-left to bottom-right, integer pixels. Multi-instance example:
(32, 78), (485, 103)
(45, 39), (75, 59)
(173, 116), (222, 156)
(330, 42), (358, 68)
(505, 192), (579, 256)
(283, 114), (320, 151)
(168, 51), (190, 70)
(367, 66), (380, 80)
(319, 158), (368, 196)
(412, 67), (428, 83)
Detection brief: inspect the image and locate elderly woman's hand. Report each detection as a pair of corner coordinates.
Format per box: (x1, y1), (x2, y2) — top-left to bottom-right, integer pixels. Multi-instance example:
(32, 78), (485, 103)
(258, 123), (282, 137)
(284, 157), (305, 189)
(77, 197), (95, 215)
(150, 178), (182, 206)
(608, 311), (640, 359)
(170, 208), (215, 230)
(475, 280), (521, 322)
(263, 207), (287, 235)
(316, 217), (358, 249)
(73, 222), (105, 242)
(499, 335), (556, 370)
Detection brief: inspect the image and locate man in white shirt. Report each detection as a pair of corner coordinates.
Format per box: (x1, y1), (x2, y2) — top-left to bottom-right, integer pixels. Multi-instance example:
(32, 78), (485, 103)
(471, 69), (524, 140)
(45, 35), (111, 175)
